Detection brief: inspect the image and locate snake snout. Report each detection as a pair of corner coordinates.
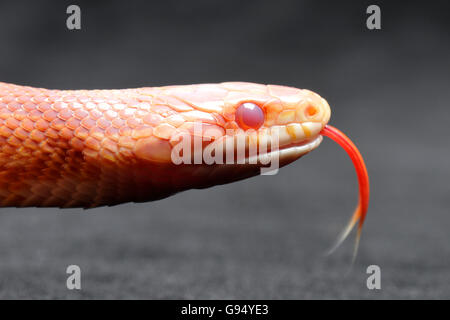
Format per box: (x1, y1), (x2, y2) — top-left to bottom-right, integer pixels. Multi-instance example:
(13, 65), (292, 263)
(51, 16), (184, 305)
(295, 90), (331, 129)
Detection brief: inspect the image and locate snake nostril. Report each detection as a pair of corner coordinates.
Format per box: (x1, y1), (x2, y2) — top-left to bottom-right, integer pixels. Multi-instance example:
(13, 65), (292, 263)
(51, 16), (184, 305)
(305, 105), (318, 117)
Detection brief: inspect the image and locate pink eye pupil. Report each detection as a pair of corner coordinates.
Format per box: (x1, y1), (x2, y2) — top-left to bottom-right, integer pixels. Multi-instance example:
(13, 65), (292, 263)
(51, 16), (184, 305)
(235, 103), (264, 130)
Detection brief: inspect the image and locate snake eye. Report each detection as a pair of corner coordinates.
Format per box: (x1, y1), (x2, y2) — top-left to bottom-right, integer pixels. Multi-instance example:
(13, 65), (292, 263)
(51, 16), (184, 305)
(235, 102), (265, 130)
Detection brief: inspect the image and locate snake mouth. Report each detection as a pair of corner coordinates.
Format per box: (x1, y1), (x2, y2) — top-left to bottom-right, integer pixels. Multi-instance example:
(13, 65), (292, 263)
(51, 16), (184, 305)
(245, 135), (323, 169)
(277, 135), (323, 158)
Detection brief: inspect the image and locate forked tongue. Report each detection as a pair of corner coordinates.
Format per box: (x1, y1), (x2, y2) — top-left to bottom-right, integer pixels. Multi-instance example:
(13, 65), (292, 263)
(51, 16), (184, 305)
(320, 125), (370, 263)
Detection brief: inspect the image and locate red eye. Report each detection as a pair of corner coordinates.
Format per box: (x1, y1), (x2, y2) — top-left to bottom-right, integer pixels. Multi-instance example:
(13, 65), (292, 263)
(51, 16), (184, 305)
(235, 103), (265, 130)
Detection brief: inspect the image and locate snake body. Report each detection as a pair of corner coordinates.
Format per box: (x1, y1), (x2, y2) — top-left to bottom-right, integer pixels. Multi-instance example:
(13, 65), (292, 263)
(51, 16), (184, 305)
(0, 81), (331, 208)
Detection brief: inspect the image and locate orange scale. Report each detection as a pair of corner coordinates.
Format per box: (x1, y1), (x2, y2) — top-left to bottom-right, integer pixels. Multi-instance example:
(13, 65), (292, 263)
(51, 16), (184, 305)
(111, 118), (125, 129)
(181, 110), (217, 123)
(99, 148), (116, 162)
(36, 102), (52, 112)
(222, 105), (236, 121)
(55, 140), (69, 149)
(28, 110), (43, 121)
(84, 102), (97, 110)
(263, 99), (283, 114)
(0, 96), (13, 104)
(135, 110), (148, 118)
(119, 146), (133, 159)
(143, 113), (163, 126)
(85, 137), (101, 151)
(150, 97), (165, 105)
(44, 128), (59, 140)
(63, 95), (78, 103)
(122, 98), (139, 106)
(92, 98), (106, 104)
(13, 127), (29, 140)
(101, 138), (118, 153)
(97, 102), (111, 112)
(17, 95), (31, 104)
(224, 121), (239, 130)
(2, 144), (16, 154)
(0, 108), (12, 120)
(104, 110), (118, 120)
(90, 110), (103, 120)
(80, 117), (96, 130)
(137, 102), (151, 111)
(107, 99), (121, 105)
(151, 105), (173, 116)
(211, 113), (227, 127)
(97, 118), (111, 130)
(134, 136), (172, 163)
(7, 135), (22, 147)
(43, 110), (58, 122)
(105, 127), (119, 141)
(23, 139), (38, 150)
(5, 118), (20, 130)
(59, 127), (74, 140)
(118, 136), (134, 148)
(77, 96), (91, 103)
(35, 119), (49, 132)
(74, 109), (89, 120)
(82, 147), (99, 159)
(140, 96), (154, 103)
(13, 109), (27, 121)
(65, 118), (81, 130)
(51, 102), (67, 112)
(74, 126), (89, 140)
(166, 114), (185, 127)
(89, 127), (105, 141)
(0, 126), (13, 138)
(165, 96), (194, 112)
(7, 101), (22, 111)
(131, 126), (153, 139)
(126, 118), (141, 129)
(119, 126), (132, 137)
(50, 118), (66, 131)
(23, 102), (37, 112)
(119, 109), (135, 119)
(153, 123), (175, 140)
(69, 102), (83, 110)
(20, 118), (35, 132)
(69, 137), (85, 151)
(113, 103), (126, 111)
(57, 108), (73, 121)
(30, 96), (46, 104)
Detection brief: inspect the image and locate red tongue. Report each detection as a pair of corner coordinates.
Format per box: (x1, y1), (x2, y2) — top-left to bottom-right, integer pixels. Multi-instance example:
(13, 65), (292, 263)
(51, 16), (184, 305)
(320, 125), (370, 258)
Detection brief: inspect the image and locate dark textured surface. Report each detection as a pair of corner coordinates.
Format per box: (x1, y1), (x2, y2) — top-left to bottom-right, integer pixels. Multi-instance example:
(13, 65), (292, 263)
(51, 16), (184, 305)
(0, 0), (449, 299)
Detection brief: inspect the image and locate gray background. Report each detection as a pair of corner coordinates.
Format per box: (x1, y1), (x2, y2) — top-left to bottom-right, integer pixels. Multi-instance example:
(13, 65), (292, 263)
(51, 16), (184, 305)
(0, 0), (449, 299)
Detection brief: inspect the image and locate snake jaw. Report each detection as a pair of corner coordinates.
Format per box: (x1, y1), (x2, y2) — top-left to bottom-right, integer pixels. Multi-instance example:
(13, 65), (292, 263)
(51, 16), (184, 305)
(253, 135), (323, 168)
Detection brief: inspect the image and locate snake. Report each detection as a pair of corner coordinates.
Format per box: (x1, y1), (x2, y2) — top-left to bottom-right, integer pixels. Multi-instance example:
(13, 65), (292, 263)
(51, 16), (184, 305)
(0, 81), (369, 251)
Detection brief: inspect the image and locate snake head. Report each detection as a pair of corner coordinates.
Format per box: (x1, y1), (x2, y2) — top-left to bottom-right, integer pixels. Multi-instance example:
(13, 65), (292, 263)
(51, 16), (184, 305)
(128, 82), (332, 188)
(222, 82), (331, 130)
(219, 82), (331, 166)
(135, 82), (331, 172)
